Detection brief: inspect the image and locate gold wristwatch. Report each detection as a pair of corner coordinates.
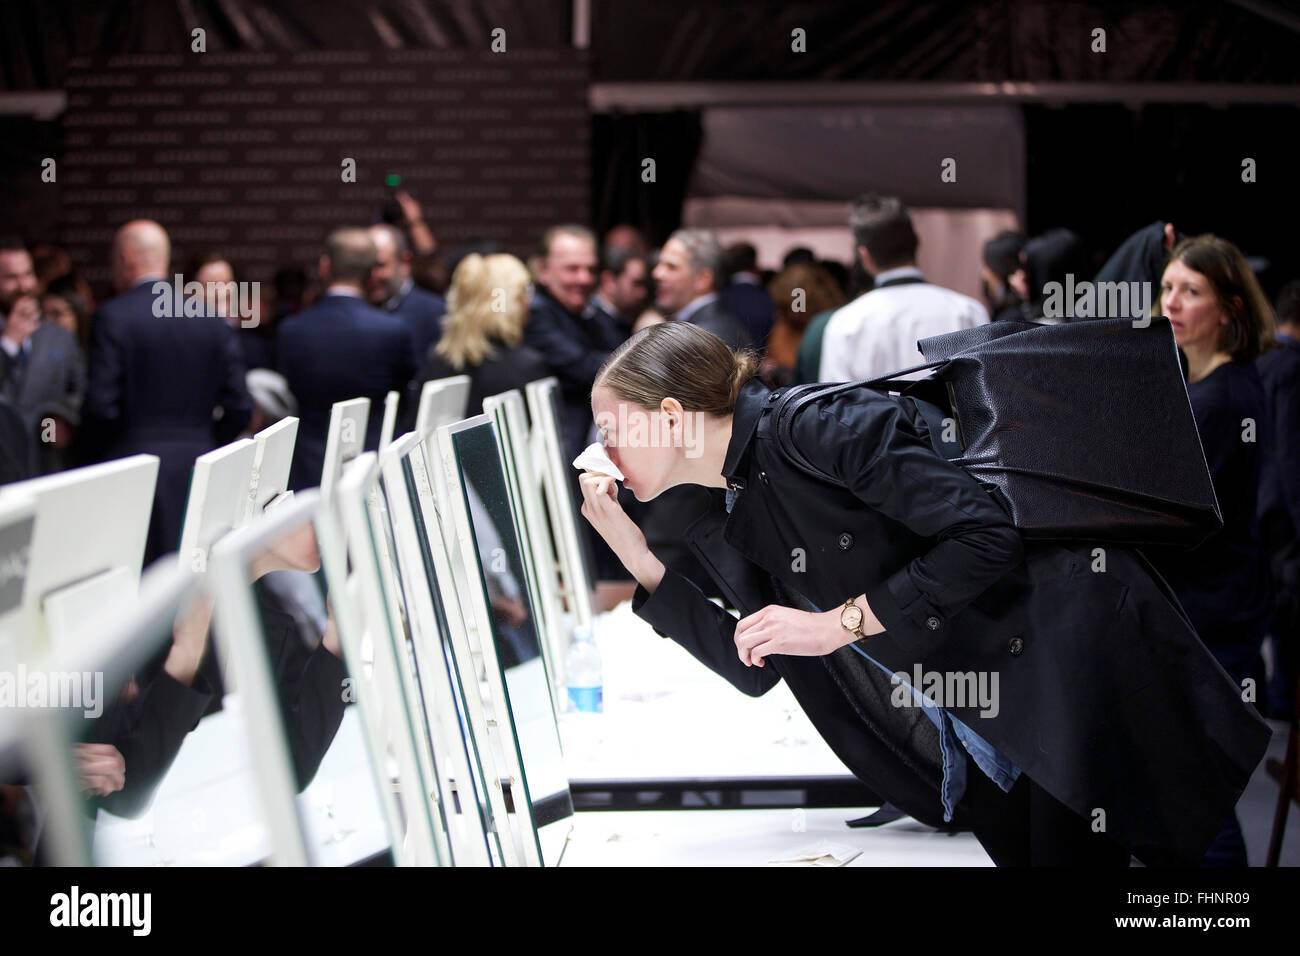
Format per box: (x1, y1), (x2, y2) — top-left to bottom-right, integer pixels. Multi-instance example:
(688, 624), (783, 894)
(840, 597), (866, 644)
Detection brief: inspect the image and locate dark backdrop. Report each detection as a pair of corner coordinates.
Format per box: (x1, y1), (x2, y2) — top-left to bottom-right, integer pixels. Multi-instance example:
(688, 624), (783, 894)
(1023, 103), (1299, 297)
(52, 49), (588, 290)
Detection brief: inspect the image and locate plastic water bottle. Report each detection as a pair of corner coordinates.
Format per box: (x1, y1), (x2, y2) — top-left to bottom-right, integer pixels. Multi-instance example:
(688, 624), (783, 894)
(565, 625), (603, 713)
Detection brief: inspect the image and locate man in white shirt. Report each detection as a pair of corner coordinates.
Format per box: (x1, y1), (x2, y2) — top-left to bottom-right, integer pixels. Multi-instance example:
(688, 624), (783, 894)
(820, 194), (988, 383)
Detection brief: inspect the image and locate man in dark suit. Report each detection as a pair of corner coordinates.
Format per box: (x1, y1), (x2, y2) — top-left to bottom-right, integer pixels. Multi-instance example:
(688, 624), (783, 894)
(653, 229), (752, 353)
(587, 245), (649, 346)
(81, 220), (251, 564)
(0, 239), (42, 483)
(719, 242), (774, 350)
(524, 224), (621, 463)
(0, 237), (38, 315)
(367, 223), (446, 361)
(523, 224), (636, 582)
(0, 291), (85, 474)
(1, 240), (86, 474)
(277, 227), (417, 491)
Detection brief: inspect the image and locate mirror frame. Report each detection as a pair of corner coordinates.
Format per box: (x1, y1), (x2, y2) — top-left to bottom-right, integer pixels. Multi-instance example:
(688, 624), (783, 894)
(482, 389), (568, 714)
(326, 453), (449, 866)
(379, 431), (500, 865)
(436, 414), (564, 866)
(524, 378), (594, 635)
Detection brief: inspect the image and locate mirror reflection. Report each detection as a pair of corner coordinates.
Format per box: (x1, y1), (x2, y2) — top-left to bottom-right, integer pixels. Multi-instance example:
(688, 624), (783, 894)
(37, 509), (394, 866)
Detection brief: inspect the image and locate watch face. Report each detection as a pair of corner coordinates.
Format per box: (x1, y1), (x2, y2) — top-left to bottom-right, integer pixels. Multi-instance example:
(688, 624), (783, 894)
(841, 604), (863, 629)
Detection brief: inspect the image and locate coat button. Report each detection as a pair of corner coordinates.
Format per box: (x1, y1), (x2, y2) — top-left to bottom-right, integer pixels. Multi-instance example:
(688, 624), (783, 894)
(760, 471), (769, 485)
(838, 532), (853, 550)
(925, 615), (941, 630)
(1009, 637), (1024, 656)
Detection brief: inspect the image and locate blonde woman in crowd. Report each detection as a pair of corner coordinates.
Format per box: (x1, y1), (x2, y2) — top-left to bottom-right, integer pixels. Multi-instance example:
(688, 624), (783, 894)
(402, 252), (549, 426)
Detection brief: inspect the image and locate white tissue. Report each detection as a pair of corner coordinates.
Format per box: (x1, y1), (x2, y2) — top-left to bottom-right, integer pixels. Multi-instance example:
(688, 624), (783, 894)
(572, 441), (625, 482)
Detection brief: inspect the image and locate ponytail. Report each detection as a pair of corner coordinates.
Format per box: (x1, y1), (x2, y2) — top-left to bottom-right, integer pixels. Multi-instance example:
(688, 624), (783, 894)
(729, 348), (761, 408)
(596, 322), (760, 415)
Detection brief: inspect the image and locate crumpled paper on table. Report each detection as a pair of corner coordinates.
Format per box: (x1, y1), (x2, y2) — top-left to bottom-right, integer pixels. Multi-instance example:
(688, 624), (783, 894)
(572, 441), (625, 482)
(767, 842), (863, 867)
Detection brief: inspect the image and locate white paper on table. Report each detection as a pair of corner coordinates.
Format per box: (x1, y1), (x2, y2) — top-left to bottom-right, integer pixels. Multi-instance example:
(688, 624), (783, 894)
(767, 842), (863, 867)
(572, 441), (625, 482)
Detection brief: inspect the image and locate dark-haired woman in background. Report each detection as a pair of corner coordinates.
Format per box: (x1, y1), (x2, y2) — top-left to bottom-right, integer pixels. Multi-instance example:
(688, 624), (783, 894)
(762, 262), (844, 388)
(1146, 234), (1278, 866)
(187, 252), (276, 371)
(41, 275), (92, 354)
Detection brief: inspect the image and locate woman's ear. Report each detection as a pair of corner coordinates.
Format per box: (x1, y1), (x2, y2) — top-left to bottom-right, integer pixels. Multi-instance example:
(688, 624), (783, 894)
(660, 397), (684, 444)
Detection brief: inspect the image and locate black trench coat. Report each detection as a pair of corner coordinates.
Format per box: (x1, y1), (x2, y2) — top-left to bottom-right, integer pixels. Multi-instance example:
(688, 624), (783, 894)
(630, 377), (1272, 864)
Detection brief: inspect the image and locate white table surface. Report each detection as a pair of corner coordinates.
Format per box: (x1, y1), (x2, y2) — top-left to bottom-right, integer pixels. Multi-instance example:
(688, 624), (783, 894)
(87, 597), (971, 867)
(88, 689), (989, 867)
(559, 600), (856, 784)
(547, 808), (991, 867)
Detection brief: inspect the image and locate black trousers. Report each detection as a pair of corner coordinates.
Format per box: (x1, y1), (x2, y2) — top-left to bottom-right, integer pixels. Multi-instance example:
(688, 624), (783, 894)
(957, 756), (1132, 867)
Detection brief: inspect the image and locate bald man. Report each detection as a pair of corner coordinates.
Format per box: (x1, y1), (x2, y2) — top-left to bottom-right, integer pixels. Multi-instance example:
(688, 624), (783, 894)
(277, 227), (417, 490)
(365, 224), (446, 360)
(81, 220), (252, 564)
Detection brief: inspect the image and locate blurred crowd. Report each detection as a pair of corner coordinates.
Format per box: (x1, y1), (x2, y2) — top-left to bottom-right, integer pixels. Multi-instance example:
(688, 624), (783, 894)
(3, 193), (1298, 812)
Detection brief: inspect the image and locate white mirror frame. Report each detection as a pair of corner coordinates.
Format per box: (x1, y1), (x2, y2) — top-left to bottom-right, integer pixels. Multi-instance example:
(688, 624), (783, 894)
(483, 389), (568, 708)
(178, 438), (257, 574)
(380, 431), (499, 865)
(323, 458), (447, 866)
(436, 415), (546, 866)
(399, 430), (525, 866)
(525, 378), (593, 634)
(320, 398), (370, 498)
(378, 389), (400, 453)
(244, 416), (299, 525)
(414, 375), (471, 440)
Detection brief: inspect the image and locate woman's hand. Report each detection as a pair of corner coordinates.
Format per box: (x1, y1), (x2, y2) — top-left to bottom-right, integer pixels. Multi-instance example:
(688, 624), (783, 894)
(578, 471), (666, 593)
(734, 599), (881, 667)
(490, 593), (529, 627)
(578, 470), (648, 567)
(73, 743), (126, 797)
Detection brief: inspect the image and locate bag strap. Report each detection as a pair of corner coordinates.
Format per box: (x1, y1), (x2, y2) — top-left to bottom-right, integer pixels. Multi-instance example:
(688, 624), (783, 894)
(771, 359), (946, 485)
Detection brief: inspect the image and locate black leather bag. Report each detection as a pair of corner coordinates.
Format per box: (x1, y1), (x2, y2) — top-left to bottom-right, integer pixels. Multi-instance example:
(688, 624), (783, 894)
(773, 317), (1222, 546)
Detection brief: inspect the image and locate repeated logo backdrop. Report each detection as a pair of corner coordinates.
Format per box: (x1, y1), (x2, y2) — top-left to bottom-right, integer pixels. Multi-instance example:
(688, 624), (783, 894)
(58, 49), (590, 288)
